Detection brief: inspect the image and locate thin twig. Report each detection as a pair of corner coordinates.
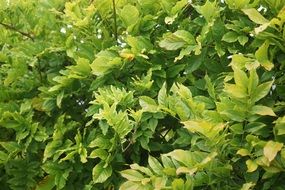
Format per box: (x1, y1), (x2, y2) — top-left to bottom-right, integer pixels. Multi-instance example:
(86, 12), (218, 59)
(112, 0), (118, 44)
(0, 22), (34, 41)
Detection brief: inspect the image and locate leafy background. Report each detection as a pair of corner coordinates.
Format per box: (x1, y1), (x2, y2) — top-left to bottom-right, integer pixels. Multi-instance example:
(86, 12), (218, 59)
(0, 0), (285, 189)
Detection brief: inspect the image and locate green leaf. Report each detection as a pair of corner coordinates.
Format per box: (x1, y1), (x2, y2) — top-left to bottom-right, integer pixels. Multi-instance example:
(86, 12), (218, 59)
(183, 120), (224, 139)
(263, 141), (283, 162)
(230, 123), (244, 134)
(233, 67), (248, 89)
(92, 162), (112, 183)
(204, 74), (216, 100)
(166, 150), (193, 166)
(158, 83), (167, 106)
(222, 32), (239, 43)
(119, 181), (141, 190)
(120, 169), (145, 181)
(242, 8), (269, 24)
(70, 58), (91, 77)
(148, 156), (163, 175)
(130, 164), (153, 176)
(251, 81), (273, 103)
(175, 45), (196, 62)
(89, 149), (108, 160)
(275, 116), (285, 136)
(56, 91), (64, 108)
(237, 149), (251, 156)
(126, 36), (153, 55)
(139, 96), (158, 113)
(159, 33), (185, 50)
(241, 182), (255, 190)
(0, 151), (8, 163)
(225, 0), (252, 9)
(0, 141), (20, 153)
(35, 176), (55, 190)
(194, 0), (219, 22)
(172, 179), (184, 190)
(238, 35), (249, 46)
(224, 84), (247, 98)
(91, 51), (122, 76)
(255, 41), (274, 71)
(174, 30), (196, 45)
(250, 105), (276, 116)
(159, 30), (195, 50)
(248, 69), (259, 95)
(120, 4), (140, 32)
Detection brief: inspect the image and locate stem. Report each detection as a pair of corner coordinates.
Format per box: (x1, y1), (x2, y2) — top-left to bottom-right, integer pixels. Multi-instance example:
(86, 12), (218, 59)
(112, 0), (118, 44)
(0, 22), (34, 41)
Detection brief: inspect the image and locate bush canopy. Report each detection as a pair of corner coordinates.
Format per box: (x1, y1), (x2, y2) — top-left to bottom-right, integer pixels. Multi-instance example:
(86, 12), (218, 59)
(0, 0), (285, 189)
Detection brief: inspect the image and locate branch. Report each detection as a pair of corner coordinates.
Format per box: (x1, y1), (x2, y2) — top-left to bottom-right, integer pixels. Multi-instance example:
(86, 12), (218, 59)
(112, 0), (118, 44)
(0, 22), (34, 41)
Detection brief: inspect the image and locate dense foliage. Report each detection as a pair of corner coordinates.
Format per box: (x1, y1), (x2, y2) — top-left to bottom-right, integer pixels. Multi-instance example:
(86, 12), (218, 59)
(1, 0), (285, 189)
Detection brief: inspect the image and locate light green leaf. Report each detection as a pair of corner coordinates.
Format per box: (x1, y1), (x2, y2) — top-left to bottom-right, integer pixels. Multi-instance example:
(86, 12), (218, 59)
(172, 179), (185, 190)
(222, 31), (239, 43)
(119, 181), (141, 190)
(250, 105), (276, 116)
(263, 141), (283, 162)
(233, 68), (248, 88)
(275, 116), (285, 136)
(248, 69), (259, 95)
(159, 32), (185, 50)
(246, 159), (258, 172)
(89, 149), (108, 159)
(148, 156), (163, 175)
(176, 166), (197, 176)
(174, 30), (195, 44)
(120, 4), (139, 31)
(225, 0), (251, 9)
(120, 169), (145, 181)
(139, 96), (158, 113)
(56, 91), (64, 108)
(241, 182), (255, 190)
(224, 84), (247, 98)
(255, 41), (274, 71)
(159, 30), (195, 51)
(242, 8), (269, 24)
(237, 149), (251, 156)
(194, 0), (219, 22)
(251, 81), (273, 103)
(205, 74), (216, 100)
(130, 164), (153, 176)
(183, 120), (224, 139)
(158, 83), (167, 106)
(126, 36), (153, 55)
(72, 58), (91, 77)
(175, 45), (196, 62)
(92, 162), (112, 183)
(238, 35), (249, 46)
(91, 51), (122, 76)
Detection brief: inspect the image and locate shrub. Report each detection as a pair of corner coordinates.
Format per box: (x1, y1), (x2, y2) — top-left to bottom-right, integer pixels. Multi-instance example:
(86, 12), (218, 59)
(0, 0), (285, 189)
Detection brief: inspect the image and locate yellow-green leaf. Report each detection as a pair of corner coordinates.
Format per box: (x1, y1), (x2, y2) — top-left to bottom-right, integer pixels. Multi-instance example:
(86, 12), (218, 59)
(263, 141), (283, 162)
(250, 105), (276, 116)
(242, 8), (269, 24)
(246, 159), (258, 172)
(237, 149), (251, 156)
(120, 169), (145, 181)
(255, 41), (274, 71)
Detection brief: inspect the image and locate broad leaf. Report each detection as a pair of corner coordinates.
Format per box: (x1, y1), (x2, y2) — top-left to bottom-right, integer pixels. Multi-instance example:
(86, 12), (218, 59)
(263, 141), (283, 162)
